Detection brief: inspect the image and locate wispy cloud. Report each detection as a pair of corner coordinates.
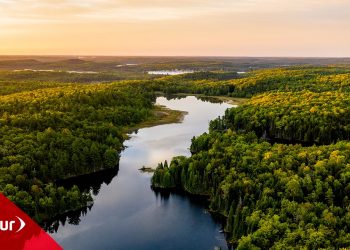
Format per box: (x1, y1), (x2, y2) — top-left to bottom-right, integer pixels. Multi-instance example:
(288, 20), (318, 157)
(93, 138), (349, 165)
(1, 0), (350, 23)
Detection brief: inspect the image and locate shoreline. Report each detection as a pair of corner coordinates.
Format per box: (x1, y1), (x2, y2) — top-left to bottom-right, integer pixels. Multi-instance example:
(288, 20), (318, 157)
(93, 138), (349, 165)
(155, 92), (248, 105)
(125, 104), (188, 135)
(43, 95), (231, 231)
(42, 103), (186, 225)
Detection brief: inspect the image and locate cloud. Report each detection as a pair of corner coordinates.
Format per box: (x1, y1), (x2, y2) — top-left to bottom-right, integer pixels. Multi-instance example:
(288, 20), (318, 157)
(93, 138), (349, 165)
(1, 0), (350, 56)
(1, 0), (350, 24)
(0, 0), (270, 23)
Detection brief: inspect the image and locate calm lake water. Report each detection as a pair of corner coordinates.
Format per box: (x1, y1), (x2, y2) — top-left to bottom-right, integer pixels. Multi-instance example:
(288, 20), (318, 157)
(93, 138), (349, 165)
(148, 69), (195, 75)
(49, 96), (233, 250)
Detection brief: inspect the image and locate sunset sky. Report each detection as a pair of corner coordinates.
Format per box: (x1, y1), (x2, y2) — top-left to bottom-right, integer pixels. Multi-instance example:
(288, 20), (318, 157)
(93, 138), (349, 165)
(1, 0), (350, 56)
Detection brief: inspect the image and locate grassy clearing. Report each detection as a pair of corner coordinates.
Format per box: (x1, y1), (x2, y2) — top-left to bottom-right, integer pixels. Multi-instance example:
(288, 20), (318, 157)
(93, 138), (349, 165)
(125, 105), (187, 135)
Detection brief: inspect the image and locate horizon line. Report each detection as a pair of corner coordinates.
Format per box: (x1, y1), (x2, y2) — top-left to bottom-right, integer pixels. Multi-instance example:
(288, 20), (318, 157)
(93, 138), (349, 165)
(1, 55), (350, 59)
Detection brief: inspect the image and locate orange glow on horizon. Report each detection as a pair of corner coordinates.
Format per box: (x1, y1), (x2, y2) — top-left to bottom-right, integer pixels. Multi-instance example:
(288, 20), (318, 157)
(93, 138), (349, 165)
(1, 0), (350, 57)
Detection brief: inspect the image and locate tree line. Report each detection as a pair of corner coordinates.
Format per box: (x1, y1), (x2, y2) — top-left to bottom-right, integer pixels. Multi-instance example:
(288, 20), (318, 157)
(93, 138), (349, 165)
(152, 130), (350, 249)
(0, 83), (154, 221)
(152, 66), (350, 249)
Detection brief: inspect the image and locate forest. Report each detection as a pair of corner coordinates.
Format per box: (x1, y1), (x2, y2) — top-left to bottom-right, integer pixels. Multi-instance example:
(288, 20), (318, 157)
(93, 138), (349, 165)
(2, 57), (350, 248)
(0, 82), (154, 221)
(221, 91), (350, 145)
(152, 131), (350, 249)
(152, 66), (350, 248)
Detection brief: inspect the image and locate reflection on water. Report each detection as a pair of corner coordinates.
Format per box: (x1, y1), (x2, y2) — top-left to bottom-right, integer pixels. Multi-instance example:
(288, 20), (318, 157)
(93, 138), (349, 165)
(162, 94), (225, 104)
(56, 166), (120, 195)
(43, 167), (120, 233)
(49, 96), (233, 250)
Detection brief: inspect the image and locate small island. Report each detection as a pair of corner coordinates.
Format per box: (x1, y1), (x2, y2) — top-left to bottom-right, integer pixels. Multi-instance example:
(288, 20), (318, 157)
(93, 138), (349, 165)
(139, 166), (156, 173)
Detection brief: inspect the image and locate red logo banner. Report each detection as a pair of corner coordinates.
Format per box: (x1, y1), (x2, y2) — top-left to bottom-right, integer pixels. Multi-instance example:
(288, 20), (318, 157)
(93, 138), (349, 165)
(0, 193), (63, 250)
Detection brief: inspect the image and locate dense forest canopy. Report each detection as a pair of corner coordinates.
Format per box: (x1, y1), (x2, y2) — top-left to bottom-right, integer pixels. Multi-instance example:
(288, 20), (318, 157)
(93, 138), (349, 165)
(137, 66), (350, 97)
(2, 58), (350, 248)
(0, 82), (154, 221)
(153, 131), (350, 249)
(151, 66), (350, 248)
(227, 67), (350, 97)
(221, 91), (350, 145)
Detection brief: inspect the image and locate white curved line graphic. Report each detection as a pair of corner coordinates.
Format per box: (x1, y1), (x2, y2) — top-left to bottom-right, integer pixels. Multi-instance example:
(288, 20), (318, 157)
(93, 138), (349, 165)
(15, 216), (25, 233)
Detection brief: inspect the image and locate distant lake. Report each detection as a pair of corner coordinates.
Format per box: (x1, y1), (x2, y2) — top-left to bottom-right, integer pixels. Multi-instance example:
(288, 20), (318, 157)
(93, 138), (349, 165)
(148, 70), (195, 75)
(116, 64), (138, 67)
(13, 69), (98, 74)
(49, 96), (234, 250)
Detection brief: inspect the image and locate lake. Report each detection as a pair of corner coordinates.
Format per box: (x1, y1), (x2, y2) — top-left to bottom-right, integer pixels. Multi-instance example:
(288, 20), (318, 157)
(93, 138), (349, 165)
(148, 70), (195, 75)
(49, 96), (234, 250)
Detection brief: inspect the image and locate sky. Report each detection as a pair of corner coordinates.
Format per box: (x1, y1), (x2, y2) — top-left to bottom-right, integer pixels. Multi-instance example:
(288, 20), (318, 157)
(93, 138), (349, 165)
(0, 0), (350, 57)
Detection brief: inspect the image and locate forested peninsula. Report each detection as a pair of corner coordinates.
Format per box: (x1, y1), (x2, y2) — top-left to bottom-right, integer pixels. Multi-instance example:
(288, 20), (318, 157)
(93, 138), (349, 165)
(152, 67), (350, 249)
(0, 83), (157, 221)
